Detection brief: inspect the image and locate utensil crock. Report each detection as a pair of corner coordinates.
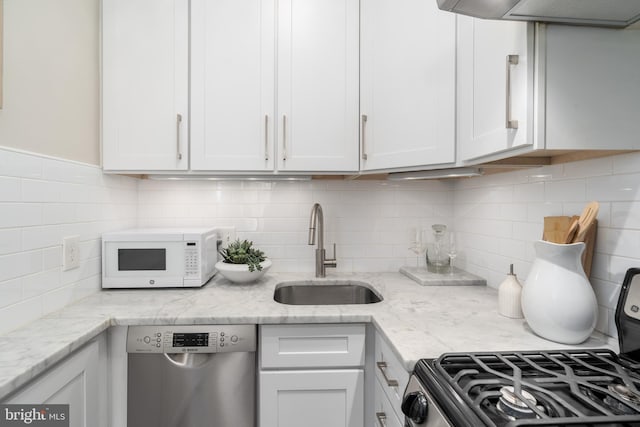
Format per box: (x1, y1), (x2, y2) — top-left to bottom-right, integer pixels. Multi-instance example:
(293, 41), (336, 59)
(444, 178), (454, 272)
(521, 240), (598, 344)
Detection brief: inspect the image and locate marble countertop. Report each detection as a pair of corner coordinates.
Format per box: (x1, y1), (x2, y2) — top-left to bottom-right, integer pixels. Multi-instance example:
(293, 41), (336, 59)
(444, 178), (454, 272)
(0, 272), (615, 400)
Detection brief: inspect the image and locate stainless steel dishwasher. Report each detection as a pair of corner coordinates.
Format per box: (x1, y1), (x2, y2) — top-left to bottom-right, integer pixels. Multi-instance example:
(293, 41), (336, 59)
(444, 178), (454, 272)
(127, 325), (256, 427)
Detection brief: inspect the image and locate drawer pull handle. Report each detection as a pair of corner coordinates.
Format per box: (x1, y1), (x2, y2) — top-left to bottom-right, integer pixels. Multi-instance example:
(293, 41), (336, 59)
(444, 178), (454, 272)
(375, 412), (387, 427)
(377, 361), (399, 387)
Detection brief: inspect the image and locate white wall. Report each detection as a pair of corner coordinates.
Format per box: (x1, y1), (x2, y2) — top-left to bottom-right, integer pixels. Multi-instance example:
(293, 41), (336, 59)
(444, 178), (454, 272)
(0, 147), (137, 334)
(0, 0), (101, 165)
(137, 179), (454, 272)
(454, 152), (640, 338)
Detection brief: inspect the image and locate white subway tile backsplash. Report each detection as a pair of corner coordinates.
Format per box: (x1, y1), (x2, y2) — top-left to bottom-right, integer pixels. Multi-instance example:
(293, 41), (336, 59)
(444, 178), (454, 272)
(544, 179), (586, 202)
(512, 182), (545, 203)
(612, 151), (640, 175)
(455, 152), (640, 338)
(22, 269), (62, 299)
(0, 251), (42, 282)
(526, 202), (564, 223)
(611, 202), (640, 230)
(21, 225), (63, 251)
(0, 177), (21, 201)
(0, 147), (137, 334)
(0, 229), (21, 255)
(43, 204), (77, 225)
(562, 156), (613, 179)
(0, 150), (42, 179)
(42, 247), (63, 270)
(2, 146), (640, 341)
(590, 278), (621, 310)
(587, 173), (640, 202)
(0, 298), (44, 335)
(0, 203), (42, 228)
(0, 279), (22, 309)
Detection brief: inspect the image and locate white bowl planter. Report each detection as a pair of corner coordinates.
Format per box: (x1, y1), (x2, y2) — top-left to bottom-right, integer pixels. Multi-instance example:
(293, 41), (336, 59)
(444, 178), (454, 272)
(215, 259), (272, 284)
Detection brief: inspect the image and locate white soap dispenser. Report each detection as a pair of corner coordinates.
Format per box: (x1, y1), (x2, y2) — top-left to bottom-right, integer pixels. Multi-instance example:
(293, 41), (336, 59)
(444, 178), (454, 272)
(498, 264), (523, 319)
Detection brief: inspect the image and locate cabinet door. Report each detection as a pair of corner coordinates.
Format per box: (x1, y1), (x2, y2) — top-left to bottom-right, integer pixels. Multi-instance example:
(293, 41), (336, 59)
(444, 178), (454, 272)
(276, 0), (359, 172)
(457, 16), (533, 161)
(360, 0), (456, 171)
(260, 370), (364, 427)
(191, 0), (276, 171)
(102, 0), (189, 171)
(4, 340), (104, 427)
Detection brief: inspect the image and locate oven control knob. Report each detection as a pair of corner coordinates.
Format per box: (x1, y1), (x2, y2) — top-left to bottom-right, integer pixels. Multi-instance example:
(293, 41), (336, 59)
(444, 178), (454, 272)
(401, 391), (428, 424)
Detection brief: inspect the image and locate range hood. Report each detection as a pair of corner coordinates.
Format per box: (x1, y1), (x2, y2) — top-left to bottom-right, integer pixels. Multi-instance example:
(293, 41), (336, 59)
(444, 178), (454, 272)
(437, 0), (640, 28)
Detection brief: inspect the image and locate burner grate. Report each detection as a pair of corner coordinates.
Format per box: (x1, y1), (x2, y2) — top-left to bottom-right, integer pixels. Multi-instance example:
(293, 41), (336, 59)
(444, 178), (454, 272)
(433, 349), (640, 427)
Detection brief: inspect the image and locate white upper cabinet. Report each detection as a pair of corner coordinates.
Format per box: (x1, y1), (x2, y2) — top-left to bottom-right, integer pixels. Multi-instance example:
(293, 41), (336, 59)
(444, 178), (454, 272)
(458, 18), (640, 163)
(457, 17), (532, 162)
(190, 0), (276, 172)
(276, 0), (360, 172)
(360, 0), (456, 171)
(102, 0), (189, 171)
(104, 0), (358, 174)
(541, 25), (640, 151)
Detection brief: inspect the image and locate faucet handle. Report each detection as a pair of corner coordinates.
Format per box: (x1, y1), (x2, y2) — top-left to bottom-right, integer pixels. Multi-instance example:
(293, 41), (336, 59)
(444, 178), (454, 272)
(324, 243), (337, 270)
(328, 243), (337, 262)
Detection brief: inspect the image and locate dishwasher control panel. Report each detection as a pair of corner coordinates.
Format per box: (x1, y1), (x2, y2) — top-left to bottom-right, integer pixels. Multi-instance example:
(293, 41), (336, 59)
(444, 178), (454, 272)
(127, 325), (256, 354)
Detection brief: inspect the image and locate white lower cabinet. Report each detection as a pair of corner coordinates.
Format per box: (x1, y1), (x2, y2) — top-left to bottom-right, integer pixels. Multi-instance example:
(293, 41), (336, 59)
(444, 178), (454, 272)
(259, 324), (365, 427)
(3, 336), (107, 427)
(372, 332), (410, 427)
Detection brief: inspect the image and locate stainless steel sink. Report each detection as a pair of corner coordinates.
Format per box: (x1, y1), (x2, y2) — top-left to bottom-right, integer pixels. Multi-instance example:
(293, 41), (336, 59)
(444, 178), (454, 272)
(273, 281), (383, 305)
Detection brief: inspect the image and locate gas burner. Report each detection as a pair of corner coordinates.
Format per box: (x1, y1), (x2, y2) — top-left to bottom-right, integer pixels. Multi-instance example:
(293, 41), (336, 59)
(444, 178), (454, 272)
(609, 384), (640, 406)
(496, 386), (543, 420)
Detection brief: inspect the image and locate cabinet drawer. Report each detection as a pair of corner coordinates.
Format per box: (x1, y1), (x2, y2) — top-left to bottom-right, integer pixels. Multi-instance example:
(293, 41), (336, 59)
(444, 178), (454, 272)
(260, 369), (364, 427)
(261, 324), (365, 368)
(374, 378), (404, 427)
(374, 332), (410, 420)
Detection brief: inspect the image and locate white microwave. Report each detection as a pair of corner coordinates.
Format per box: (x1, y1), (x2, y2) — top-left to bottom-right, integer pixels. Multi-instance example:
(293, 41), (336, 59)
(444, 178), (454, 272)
(102, 228), (219, 289)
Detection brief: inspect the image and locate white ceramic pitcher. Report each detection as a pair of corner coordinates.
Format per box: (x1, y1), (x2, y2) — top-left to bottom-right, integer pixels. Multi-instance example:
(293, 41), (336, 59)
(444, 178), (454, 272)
(521, 240), (598, 344)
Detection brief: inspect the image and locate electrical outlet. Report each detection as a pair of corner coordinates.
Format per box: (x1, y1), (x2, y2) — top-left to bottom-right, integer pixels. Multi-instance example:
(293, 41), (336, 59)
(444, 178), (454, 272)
(217, 227), (236, 249)
(63, 235), (81, 271)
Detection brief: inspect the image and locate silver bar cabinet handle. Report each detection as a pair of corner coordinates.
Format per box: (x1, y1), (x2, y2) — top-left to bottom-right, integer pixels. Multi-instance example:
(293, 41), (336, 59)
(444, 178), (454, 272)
(375, 412), (387, 427)
(176, 113), (183, 160)
(361, 114), (368, 160)
(282, 115), (287, 161)
(376, 361), (398, 387)
(264, 115), (269, 161)
(505, 55), (519, 129)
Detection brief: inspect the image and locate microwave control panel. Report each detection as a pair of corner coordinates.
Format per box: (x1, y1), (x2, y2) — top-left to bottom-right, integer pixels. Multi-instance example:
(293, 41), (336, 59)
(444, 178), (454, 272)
(127, 325), (257, 354)
(184, 241), (200, 277)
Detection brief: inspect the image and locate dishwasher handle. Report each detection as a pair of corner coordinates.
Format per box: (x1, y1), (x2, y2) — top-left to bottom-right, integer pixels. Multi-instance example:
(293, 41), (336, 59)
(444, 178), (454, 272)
(164, 352), (215, 368)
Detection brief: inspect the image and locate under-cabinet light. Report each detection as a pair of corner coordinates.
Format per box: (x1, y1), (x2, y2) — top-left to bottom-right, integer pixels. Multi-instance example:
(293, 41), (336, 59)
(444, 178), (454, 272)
(147, 175), (312, 181)
(387, 167), (483, 181)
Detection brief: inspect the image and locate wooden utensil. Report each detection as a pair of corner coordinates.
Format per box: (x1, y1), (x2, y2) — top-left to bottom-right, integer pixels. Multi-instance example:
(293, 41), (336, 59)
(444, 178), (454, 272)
(564, 217), (579, 243)
(573, 201), (599, 243)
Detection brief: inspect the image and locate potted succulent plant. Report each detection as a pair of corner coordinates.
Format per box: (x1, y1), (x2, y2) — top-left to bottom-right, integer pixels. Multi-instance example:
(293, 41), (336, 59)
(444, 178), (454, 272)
(215, 239), (272, 283)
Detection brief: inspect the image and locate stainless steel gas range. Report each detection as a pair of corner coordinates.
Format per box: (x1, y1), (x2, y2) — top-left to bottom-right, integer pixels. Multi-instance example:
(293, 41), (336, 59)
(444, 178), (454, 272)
(402, 268), (640, 427)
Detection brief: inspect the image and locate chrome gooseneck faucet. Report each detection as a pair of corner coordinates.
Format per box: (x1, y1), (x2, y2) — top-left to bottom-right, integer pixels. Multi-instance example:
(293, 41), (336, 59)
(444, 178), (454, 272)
(308, 203), (337, 277)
